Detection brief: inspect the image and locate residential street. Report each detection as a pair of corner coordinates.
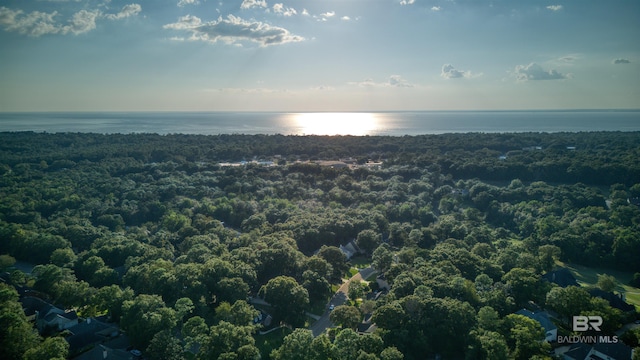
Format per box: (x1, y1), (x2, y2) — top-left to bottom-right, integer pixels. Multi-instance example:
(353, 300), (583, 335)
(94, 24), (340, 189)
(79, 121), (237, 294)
(309, 266), (376, 337)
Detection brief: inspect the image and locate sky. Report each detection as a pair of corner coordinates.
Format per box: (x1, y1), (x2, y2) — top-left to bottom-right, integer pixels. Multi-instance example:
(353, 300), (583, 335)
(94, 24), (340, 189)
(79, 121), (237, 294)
(0, 0), (639, 111)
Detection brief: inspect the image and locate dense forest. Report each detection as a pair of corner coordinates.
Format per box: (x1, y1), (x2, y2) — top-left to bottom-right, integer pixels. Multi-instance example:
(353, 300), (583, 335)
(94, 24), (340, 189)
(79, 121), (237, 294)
(1, 131), (639, 360)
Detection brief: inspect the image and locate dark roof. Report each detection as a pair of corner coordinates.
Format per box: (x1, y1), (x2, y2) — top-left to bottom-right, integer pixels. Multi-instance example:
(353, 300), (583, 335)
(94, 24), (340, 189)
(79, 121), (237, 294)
(592, 342), (633, 360)
(542, 268), (579, 288)
(514, 309), (557, 333)
(66, 318), (120, 353)
(563, 343), (591, 360)
(589, 289), (635, 312)
(21, 296), (53, 316)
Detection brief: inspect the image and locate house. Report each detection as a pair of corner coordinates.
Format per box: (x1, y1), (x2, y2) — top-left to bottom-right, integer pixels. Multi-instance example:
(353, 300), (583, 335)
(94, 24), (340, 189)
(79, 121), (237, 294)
(356, 313), (377, 335)
(72, 344), (140, 360)
(515, 309), (558, 342)
(339, 240), (360, 260)
(563, 342), (633, 360)
(589, 289), (636, 313)
(21, 296), (78, 334)
(542, 268), (579, 288)
(65, 317), (122, 354)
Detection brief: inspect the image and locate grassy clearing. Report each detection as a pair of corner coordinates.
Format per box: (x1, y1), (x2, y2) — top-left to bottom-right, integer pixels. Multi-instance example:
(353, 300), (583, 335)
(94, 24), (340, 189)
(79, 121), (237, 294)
(255, 327), (291, 359)
(350, 256), (371, 269)
(558, 261), (640, 310)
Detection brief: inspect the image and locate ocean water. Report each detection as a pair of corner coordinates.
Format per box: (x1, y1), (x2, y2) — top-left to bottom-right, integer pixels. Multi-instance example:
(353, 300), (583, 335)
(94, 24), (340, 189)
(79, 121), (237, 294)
(0, 110), (639, 136)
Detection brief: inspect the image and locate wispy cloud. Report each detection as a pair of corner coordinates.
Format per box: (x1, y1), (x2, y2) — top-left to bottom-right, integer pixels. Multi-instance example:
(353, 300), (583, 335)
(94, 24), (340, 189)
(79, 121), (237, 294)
(177, 0), (200, 7)
(104, 4), (141, 20)
(240, 0), (267, 10)
(441, 64), (477, 79)
(431, 6), (441, 12)
(400, 0), (416, 5)
(164, 14), (304, 47)
(273, 4), (297, 17)
(546, 5), (563, 11)
(350, 75), (413, 88)
(513, 63), (569, 81)
(612, 58), (631, 64)
(0, 4), (140, 37)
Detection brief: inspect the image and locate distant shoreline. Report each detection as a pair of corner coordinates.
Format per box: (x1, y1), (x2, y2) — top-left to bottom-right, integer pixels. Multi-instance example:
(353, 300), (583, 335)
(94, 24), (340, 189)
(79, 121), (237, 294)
(1, 110), (639, 135)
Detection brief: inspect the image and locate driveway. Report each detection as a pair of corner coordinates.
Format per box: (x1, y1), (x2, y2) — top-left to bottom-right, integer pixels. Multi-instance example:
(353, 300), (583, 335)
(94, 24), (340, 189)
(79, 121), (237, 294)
(309, 266), (376, 337)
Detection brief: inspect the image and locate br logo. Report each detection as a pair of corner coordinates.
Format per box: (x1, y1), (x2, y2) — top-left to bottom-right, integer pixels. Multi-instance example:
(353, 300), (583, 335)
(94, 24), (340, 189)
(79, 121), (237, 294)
(572, 316), (602, 332)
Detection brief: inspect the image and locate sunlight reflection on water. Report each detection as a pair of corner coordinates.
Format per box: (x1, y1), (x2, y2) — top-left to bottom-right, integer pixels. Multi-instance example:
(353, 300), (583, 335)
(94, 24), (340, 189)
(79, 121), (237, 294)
(288, 112), (386, 136)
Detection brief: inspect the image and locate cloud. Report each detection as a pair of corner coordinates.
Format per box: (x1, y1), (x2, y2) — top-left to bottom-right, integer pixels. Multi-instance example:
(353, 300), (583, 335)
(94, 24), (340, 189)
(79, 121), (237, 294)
(164, 14), (304, 47)
(349, 75), (413, 88)
(612, 58), (631, 64)
(400, 0), (416, 5)
(0, 6), (106, 36)
(177, 0), (200, 7)
(341, 16), (351, 21)
(513, 63), (569, 81)
(441, 64), (474, 79)
(273, 3), (297, 17)
(0, 7), (60, 36)
(431, 6), (441, 11)
(546, 5), (563, 11)
(240, 0), (267, 9)
(104, 4), (141, 20)
(63, 9), (100, 34)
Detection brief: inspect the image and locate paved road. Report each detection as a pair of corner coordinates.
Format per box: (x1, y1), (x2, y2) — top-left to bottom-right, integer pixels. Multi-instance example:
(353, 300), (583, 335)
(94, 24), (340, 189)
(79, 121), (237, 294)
(309, 266), (376, 337)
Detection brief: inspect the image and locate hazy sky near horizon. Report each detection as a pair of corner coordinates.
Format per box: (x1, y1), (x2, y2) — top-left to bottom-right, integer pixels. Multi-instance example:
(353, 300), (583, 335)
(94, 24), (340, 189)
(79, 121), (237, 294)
(1, 0), (639, 111)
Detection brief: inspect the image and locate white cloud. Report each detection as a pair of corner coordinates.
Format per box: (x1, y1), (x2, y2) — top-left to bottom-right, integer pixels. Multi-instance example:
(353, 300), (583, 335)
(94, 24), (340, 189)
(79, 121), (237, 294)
(350, 75), (413, 88)
(546, 5), (563, 11)
(431, 6), (441, 11)
(341, 16), (351, 21)
(612, 58), (631, 64)
(0, 6), (104, 36)
(240, 0), (267, 9)
(273, 3), (297, 17)
(321, 11), (335, 18)
(104, 4), (141, 20)
(164, 14), (304, 47)
(400, 0), (416, 5)
(0, 7), (60, 36)
(441, 64), (475, 79)
(513, 63), (569, 81)
(62, 9), (100, 34)
(301, 9), (310, 16)
(177, 0), (200, 7)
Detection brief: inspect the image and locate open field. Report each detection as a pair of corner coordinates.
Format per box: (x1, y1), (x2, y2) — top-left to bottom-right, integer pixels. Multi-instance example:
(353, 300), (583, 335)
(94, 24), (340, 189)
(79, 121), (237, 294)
(559, 262), (640, 310)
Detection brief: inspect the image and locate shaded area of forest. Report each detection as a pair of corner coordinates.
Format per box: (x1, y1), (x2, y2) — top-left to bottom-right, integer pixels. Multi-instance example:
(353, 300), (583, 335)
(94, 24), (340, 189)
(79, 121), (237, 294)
(1, 132), (639, 360)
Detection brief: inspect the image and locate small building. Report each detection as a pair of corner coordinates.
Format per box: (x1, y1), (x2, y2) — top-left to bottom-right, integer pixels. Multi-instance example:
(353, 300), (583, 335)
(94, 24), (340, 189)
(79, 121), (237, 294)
(542, 268), (579, 288)
(515, 309), (557, 342)
(21, 296), (78, 334)
(563, 342), (634, 360)
(589, 289), (636, 312)
(339, 240), (360, 260)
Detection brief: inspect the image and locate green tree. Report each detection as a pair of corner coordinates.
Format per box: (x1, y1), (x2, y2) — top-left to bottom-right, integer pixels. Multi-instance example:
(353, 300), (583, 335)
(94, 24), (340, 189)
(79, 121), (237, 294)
(372, 244), (393, 272)
(121, 294), (178, 349)
(198, 321), (257, 360)
(597, 274), (617, 292)
(546, 286), (592, 325)
(0, 284), (40, 359)
(503, 314), (548, 360)
(23, 336), (69, 360)
(330, 305), (361, 329)
(271, 328), (314, 360)
(356, 229), (381, 255)
(146, 330), (184, 360)
(379, 347), (404, 360)
(260, 276), (309, 327)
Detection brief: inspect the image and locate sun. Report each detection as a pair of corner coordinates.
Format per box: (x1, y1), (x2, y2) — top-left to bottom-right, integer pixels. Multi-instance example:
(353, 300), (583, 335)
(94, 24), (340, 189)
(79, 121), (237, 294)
(292, 112), (381, 136)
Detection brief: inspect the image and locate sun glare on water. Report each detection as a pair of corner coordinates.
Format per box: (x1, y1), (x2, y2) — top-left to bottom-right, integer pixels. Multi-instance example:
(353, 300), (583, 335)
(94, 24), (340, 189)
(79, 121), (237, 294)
(292, 112), (381, 136)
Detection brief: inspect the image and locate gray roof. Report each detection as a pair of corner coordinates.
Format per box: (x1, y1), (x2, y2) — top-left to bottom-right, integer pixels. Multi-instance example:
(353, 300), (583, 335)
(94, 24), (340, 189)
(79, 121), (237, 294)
(515, 309), (557, 333)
